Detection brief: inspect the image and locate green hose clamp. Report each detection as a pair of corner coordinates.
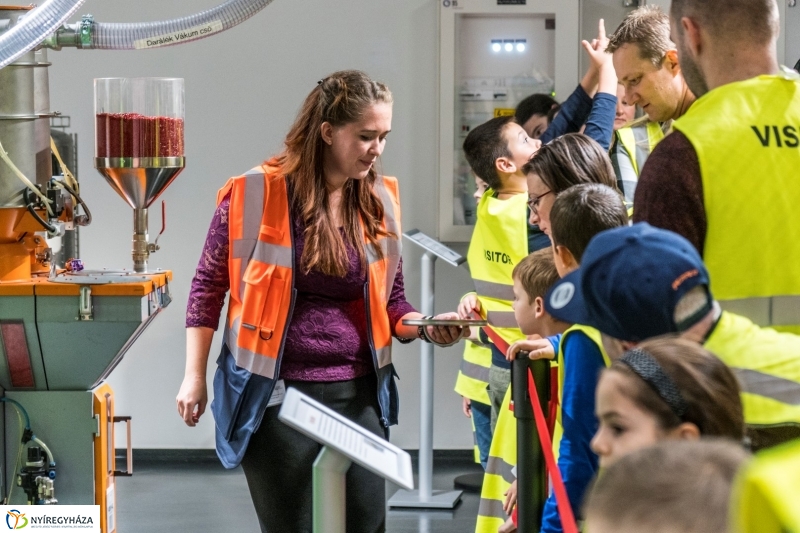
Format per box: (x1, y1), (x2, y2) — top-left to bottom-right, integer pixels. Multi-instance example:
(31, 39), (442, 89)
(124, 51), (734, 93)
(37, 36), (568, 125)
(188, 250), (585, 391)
(79, 14), (93, 48)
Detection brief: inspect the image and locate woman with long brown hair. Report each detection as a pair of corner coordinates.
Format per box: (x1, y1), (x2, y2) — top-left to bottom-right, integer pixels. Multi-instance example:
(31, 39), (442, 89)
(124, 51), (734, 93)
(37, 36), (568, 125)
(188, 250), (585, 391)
(177, 70), (463, 532)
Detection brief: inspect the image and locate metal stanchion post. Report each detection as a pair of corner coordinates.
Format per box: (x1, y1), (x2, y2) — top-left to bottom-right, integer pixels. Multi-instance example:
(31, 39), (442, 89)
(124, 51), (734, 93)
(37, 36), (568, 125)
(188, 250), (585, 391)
(419, 251), (435, 500)
(512, 352), (549, 531)
(389, 230), (464, 509)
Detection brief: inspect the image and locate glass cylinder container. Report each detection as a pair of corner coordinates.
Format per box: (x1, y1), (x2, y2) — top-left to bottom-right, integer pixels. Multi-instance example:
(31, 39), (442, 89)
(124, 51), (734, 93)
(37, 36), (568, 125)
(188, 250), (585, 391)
(95, 78), (184, 160)
(94, 78), (185, 273)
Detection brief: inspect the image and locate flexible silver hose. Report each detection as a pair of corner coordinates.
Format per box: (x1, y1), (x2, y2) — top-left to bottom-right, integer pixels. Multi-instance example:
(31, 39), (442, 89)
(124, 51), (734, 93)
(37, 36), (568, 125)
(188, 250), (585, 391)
(0, 0), (86, 69)
(91, 0), (275, 49)
(0, 0), (275, 70)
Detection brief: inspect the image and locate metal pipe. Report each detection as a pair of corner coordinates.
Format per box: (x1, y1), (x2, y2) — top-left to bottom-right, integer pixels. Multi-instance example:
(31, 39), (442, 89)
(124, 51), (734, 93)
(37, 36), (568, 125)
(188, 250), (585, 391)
(132, 207), (148, 273)
(33, 48), (52, 186)
(0, 7), (36, 208)
(418, 251), (436, 501)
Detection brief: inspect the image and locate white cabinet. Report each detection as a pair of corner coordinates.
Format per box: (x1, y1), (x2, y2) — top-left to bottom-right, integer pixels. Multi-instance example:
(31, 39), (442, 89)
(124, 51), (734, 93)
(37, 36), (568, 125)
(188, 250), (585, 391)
(438, 0), (579, 242)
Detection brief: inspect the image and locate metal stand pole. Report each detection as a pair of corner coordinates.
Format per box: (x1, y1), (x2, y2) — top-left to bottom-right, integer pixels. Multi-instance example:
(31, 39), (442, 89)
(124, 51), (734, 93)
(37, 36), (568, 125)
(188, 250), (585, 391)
(513, 353), (549, 532)
(313, 446), (352, 533)
(388, 251), (462, 509)
(132, 207), (149, 273)
(419, 251), (435, 500)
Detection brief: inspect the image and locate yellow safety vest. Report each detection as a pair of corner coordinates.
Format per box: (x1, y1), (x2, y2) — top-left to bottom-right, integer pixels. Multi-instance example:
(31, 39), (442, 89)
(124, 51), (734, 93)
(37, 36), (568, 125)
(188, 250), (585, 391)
(553, 325), (612, 460)
(673, 71), (800, 334)
(616, 121), (665, 176)
(475, 386), (516, 533)
(705, 311), (800, 429)
(455, 338), (492, 404)
(467, 190), (529, 346)
(733, 438), (800, 533)
(455, 336), (492, 465)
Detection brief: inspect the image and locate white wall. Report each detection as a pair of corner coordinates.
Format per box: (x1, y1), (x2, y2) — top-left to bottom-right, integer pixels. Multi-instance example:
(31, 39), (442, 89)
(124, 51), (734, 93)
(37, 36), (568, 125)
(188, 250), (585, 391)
(48, 0), (479, 450)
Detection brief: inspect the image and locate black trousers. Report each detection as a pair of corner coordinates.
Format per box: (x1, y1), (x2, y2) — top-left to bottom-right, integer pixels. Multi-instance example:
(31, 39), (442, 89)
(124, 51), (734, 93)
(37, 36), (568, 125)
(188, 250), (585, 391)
(241, 374), (386, 533)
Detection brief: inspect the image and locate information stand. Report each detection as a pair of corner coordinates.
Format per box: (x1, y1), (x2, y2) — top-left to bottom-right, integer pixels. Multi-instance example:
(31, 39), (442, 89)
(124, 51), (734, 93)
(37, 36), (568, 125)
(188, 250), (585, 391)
(388, 229), (465, 509)
(279, 388), (414, 533)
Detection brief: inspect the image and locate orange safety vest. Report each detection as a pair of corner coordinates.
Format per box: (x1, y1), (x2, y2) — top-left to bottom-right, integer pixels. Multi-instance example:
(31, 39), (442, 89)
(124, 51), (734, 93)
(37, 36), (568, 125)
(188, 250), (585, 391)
(218, 158), (402, 378)
(211, 159), (403, 468)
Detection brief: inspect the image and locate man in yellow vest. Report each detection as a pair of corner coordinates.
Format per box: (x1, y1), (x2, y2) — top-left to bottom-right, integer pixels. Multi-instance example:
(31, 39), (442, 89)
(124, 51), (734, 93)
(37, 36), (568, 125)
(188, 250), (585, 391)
(733, 438), (800, 533)
(634, 0), (800, 334)
(545, 223), (800, 450)
(607, 6), (695, 125)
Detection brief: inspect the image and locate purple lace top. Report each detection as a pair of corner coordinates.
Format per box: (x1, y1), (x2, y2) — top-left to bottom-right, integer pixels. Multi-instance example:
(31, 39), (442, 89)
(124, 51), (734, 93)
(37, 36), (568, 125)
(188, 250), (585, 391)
(186, 193), (416, 382)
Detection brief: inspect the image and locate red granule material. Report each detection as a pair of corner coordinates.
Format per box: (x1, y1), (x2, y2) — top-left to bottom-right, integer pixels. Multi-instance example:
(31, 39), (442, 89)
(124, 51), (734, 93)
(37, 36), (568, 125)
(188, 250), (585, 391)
(96, 113), (184, 158)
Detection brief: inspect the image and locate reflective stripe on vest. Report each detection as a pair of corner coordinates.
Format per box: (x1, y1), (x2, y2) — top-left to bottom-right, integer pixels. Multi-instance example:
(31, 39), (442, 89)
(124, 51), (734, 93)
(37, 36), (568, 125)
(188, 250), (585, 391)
(673, 72), (800, 331)
(467, 191), (529, 346)
(616, 121), (665, 175)
(554, 325), (611, 459)
(718, 295), (800, 331)
(455, 341), (492, 403)
(476, 387), (516, 532)
(734, 438), (800, 533)
(220, 162), (402, 378)
(705, 311), (800, 426)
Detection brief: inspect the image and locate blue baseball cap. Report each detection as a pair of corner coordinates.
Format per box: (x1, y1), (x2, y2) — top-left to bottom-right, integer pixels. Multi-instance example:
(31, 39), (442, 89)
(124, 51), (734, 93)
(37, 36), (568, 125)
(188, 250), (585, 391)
(544, 223), (713, 342)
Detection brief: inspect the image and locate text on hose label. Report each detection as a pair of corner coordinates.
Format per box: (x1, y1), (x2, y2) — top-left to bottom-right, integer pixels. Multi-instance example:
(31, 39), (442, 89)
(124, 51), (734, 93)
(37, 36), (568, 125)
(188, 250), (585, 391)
(133, 20), (224, 49)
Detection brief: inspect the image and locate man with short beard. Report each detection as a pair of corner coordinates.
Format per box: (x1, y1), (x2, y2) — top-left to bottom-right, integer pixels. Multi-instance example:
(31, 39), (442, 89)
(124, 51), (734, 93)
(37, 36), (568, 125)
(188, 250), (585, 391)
(632, 0), (800, 334)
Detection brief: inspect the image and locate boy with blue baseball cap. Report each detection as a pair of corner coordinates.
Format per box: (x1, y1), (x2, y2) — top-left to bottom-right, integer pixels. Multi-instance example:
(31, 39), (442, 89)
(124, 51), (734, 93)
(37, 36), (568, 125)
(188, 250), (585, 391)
(545, 222), (800, 450)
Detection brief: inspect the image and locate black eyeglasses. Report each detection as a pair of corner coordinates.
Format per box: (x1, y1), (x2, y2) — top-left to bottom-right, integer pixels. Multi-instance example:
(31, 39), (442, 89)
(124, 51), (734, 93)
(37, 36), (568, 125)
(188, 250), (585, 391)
(527, 190), (553, 215)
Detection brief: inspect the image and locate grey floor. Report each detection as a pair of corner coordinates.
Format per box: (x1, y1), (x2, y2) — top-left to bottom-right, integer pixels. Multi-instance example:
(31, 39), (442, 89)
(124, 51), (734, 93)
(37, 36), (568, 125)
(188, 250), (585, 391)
(117, 453), (483, 533)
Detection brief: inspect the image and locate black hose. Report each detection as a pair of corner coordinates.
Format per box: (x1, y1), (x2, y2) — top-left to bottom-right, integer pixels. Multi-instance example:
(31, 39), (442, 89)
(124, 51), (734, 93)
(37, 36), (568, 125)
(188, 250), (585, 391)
(23, 188), (58, 233)
(58, 180), (92, 226)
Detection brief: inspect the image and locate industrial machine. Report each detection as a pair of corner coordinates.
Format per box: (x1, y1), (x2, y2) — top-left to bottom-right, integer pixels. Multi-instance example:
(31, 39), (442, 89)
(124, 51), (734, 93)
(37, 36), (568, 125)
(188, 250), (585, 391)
(0, 2), (276, 531)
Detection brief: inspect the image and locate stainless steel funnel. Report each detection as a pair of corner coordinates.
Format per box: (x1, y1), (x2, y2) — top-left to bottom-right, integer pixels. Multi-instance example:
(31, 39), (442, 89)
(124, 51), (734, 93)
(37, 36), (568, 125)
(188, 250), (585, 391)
(95, 156), (184, 272)
(95, 156), (184, 209)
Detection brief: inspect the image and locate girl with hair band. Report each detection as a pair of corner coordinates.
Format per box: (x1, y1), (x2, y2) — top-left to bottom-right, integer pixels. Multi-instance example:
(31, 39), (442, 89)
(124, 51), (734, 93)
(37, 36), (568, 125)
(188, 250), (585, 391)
(178, 70), (465, 533)
(591, 337), (745, 468)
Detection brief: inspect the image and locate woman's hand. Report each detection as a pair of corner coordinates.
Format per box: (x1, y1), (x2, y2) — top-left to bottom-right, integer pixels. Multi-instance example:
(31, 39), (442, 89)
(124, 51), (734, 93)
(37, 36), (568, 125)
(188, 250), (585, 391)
(425, 312), (468, 346)
(506, 335), (556, 362)
(176, 374), (207, 427)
